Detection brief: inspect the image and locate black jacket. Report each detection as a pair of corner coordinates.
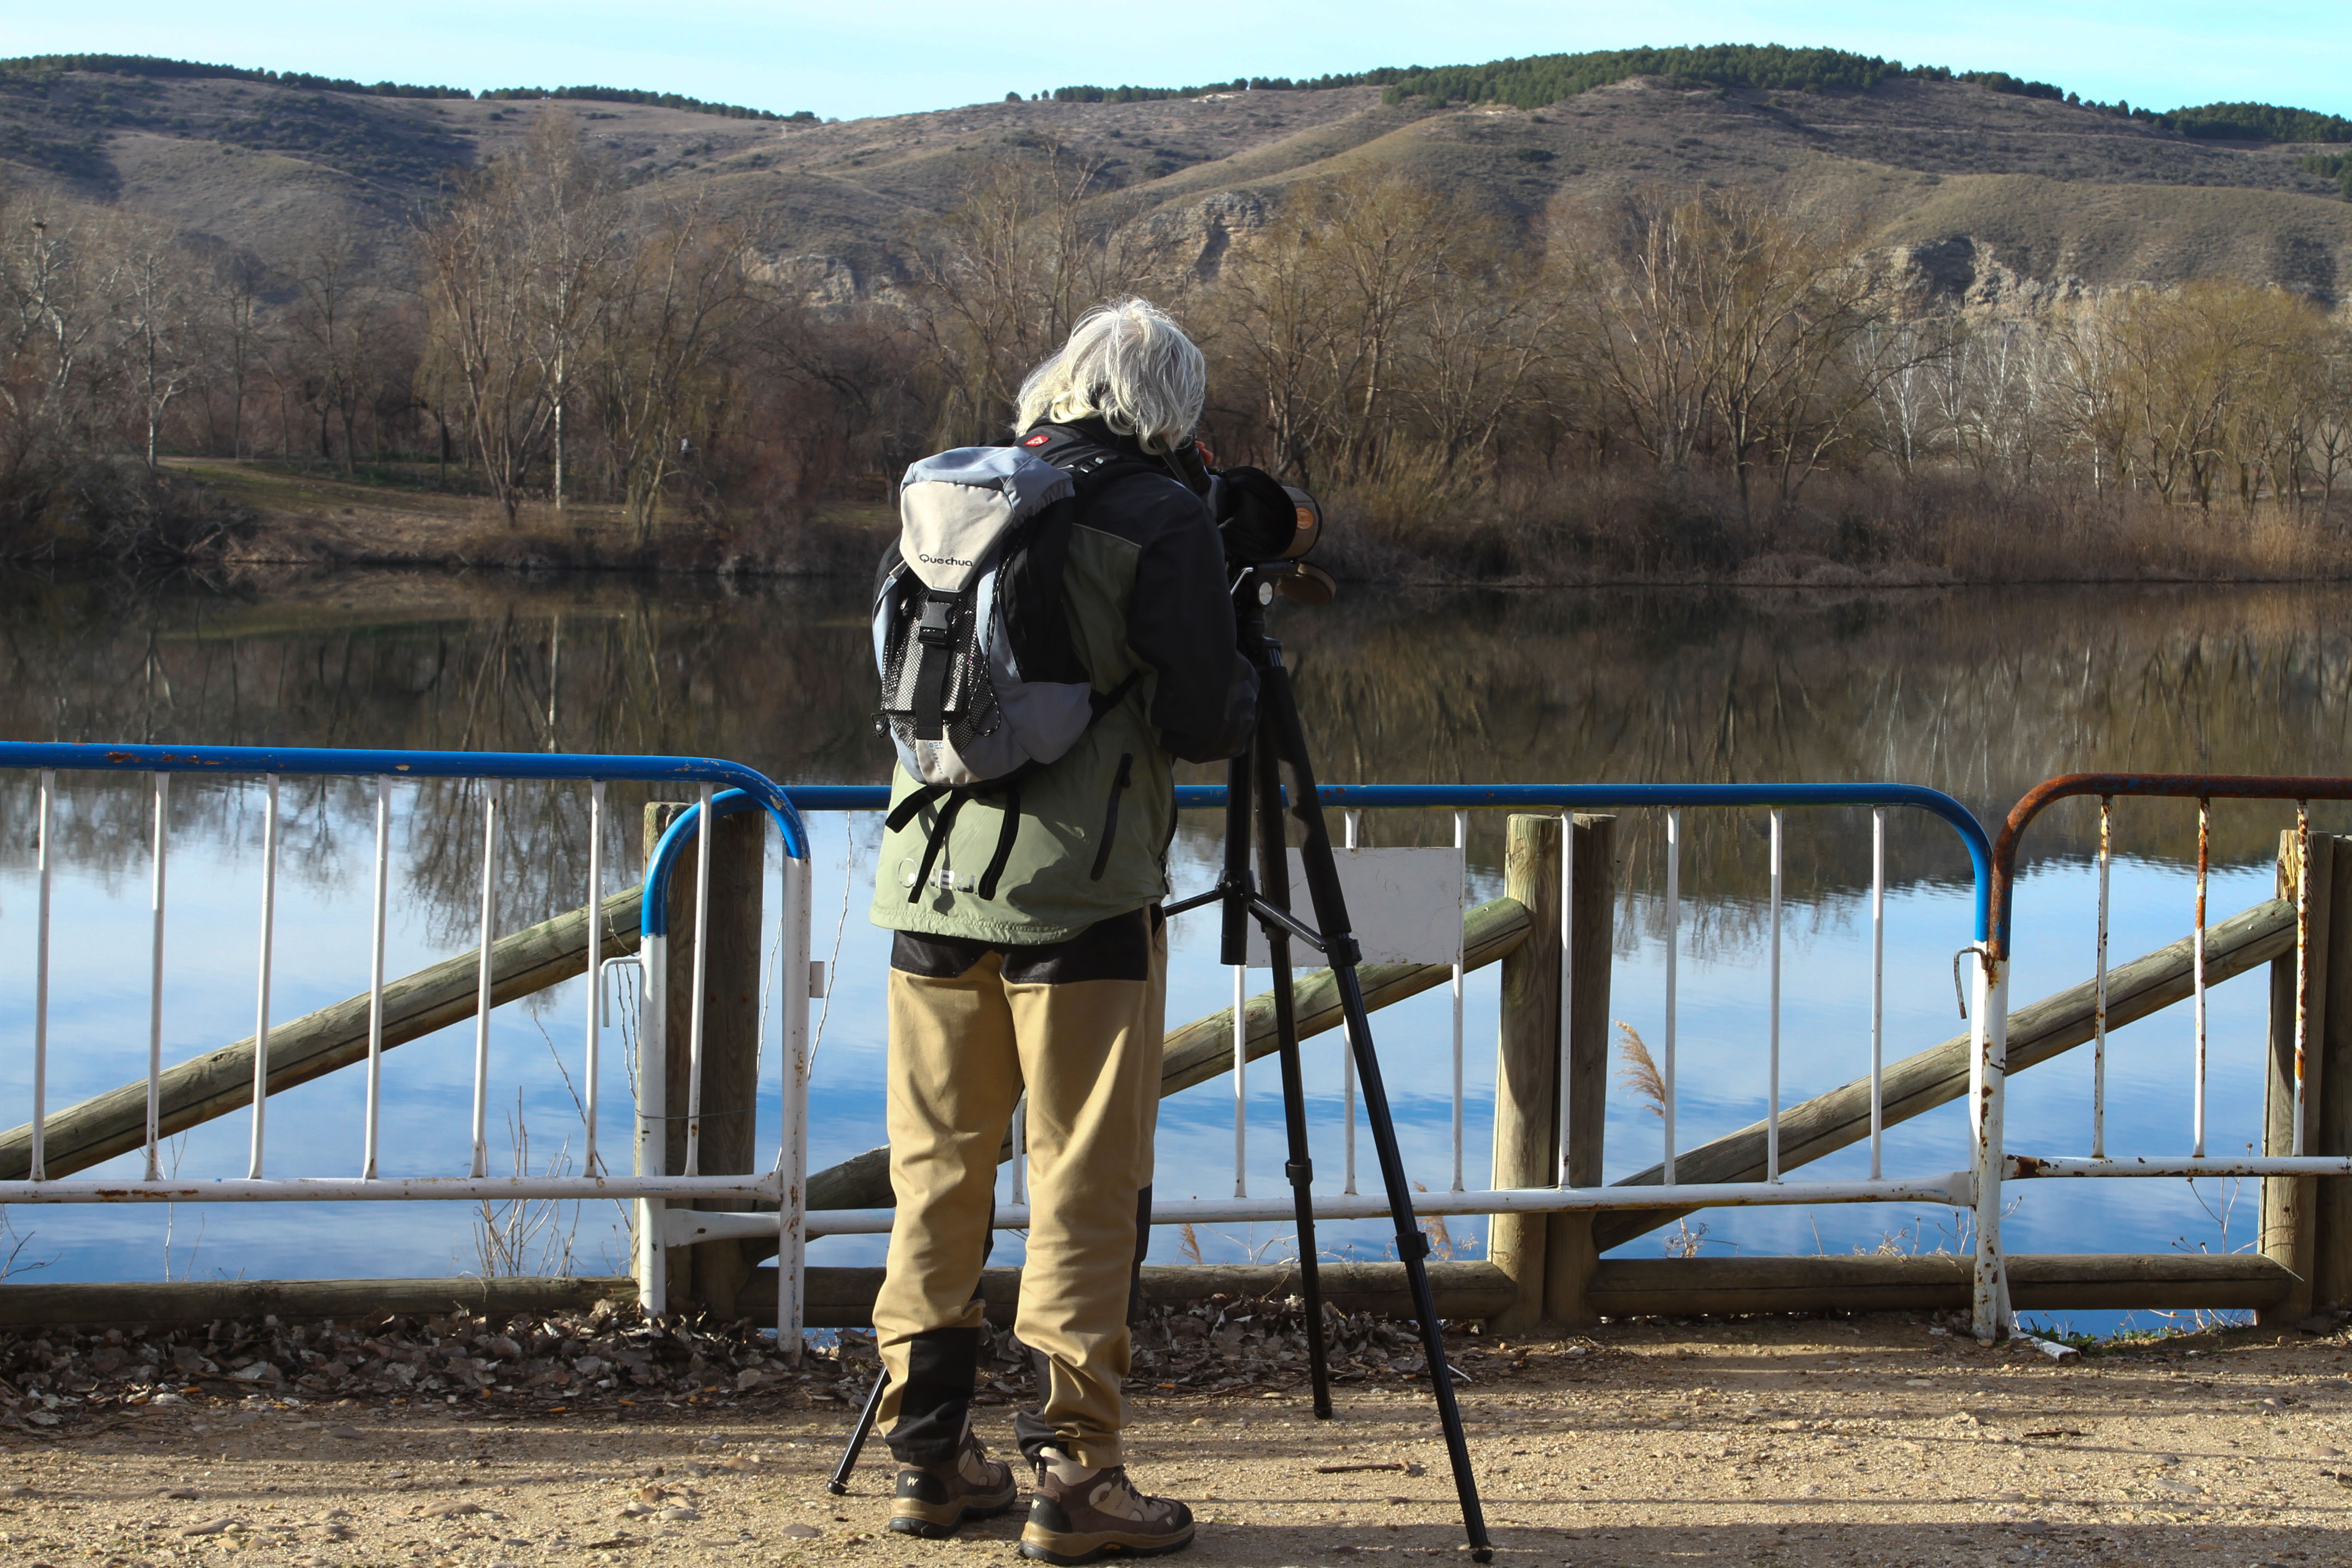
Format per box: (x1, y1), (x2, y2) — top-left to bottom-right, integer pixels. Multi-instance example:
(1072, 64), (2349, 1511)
(1026, 419), (1258, 763)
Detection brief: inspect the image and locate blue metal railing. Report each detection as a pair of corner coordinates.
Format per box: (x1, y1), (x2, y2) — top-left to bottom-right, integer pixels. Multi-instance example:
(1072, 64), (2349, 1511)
(642, 788), (777, 937)
(785, 781), (1992, 943)
(1, 742), (809, 860)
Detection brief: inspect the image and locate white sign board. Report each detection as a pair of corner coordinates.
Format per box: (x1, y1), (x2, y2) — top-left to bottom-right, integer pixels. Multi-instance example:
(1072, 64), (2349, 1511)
(1242, 847), (1464, 966)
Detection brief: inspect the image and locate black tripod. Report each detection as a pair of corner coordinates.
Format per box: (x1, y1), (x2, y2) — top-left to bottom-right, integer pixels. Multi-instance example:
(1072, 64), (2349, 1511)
(1165, 563), (1491, 1560)
(831, 565), (1490, 1562)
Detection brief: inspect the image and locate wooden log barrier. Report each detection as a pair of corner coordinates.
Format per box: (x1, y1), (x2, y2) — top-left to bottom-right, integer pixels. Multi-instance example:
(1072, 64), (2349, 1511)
(0, 888), (643, 1183)
(1486, 813), (1616, 1335)
(759, 1262), (1519, 1330)
(749, 1250), (2289, 1330)
(0, 1247), (2289, 1332)
(0, 1275), (637, 1329)
(1585, 1253), (2294, 1318)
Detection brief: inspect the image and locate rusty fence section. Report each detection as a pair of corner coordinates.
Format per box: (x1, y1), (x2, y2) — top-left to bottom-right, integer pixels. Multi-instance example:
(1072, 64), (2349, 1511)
(1986, 774), (2352, 1336)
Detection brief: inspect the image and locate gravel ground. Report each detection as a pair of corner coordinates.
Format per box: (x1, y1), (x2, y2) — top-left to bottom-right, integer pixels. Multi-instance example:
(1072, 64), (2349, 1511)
(5, 1310), (2350, 1567)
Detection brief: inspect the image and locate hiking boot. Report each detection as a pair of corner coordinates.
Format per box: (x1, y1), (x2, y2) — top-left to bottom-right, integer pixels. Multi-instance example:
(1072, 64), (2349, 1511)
(1019, 1446), (1195, 1564)
(887, 1424), (1019, 1539)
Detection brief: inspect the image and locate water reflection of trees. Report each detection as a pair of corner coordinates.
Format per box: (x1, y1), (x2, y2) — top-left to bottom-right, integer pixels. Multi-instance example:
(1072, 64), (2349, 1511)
(0, 571), (886, 935)
(1273, 584), (2352, 942)
(5, 573), (2352, 944)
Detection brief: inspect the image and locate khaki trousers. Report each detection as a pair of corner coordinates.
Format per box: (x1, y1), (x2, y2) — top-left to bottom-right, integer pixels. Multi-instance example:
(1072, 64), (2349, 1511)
(873, 912), (1166, 1470)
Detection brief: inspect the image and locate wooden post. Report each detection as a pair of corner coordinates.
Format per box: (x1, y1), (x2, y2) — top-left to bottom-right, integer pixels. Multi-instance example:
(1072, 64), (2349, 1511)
(643, 802), (765, 1319)
(2262, 829), (2332, 1326)
(1487, 816), (1563, 1333)
(2316, 834), (2352, 1313)
(1545, 814), (1614, 1330)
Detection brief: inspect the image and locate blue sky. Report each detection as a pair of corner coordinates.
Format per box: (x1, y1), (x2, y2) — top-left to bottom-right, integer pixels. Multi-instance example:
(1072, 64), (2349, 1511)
(11, 1), (2350, 124)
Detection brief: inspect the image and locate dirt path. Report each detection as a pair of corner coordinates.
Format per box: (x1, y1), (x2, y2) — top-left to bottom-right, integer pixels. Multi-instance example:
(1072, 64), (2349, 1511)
(9, 1314), (2350, 1566)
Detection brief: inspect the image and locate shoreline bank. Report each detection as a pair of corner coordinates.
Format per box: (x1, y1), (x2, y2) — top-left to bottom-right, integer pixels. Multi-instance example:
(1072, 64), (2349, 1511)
(16, 459), (2352, 591)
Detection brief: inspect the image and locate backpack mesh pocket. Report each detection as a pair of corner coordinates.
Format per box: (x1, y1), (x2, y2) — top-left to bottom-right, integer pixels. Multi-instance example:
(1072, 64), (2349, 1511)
(878, 580), (1004, 755)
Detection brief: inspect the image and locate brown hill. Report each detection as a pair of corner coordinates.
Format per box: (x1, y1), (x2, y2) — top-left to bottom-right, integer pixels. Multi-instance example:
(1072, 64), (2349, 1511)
(4, 66), (2349, 302)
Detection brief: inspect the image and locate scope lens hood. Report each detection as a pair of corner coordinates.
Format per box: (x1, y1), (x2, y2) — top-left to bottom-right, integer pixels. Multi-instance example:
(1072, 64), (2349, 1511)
(1216, 465), (1322, 563)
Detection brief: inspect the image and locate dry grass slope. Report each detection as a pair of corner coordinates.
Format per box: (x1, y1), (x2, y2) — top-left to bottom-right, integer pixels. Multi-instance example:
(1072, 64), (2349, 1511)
(5, 69), (2349, 300)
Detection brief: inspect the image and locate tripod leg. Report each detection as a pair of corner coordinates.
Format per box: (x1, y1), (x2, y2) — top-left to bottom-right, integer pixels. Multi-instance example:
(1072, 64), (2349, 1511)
(1258, 656), (1492, 1563)
(1252, 715), (1334, 1420)
(1217, 750), (1253, 967)
(828, 1369), (889, 1495)
(834, 1195), (1001, 1495)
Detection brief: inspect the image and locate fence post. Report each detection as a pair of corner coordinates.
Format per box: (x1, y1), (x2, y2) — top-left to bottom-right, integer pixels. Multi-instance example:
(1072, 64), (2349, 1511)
(2318, 834), (2352, 1313)
(1545, 814), (1614, 1331)
(641, 801), (766, 1319)
(1487, 815), (1562, 1333)
(2265, 829), (2335, 1324)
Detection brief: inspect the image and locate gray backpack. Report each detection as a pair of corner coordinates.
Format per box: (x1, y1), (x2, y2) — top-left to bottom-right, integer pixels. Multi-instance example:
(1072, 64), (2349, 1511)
(873, 434), (1150, 898)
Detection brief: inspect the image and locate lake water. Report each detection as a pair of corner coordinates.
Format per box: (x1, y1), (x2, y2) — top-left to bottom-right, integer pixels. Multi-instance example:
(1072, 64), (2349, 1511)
(4, 572), (2349, 1336)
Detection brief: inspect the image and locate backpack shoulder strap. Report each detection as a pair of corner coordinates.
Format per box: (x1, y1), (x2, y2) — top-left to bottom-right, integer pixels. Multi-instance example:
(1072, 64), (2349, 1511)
(1015, 425), (1167, 493)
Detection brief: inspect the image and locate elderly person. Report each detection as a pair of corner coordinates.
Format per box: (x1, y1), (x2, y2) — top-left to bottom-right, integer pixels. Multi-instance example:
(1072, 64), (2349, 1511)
(869, 298), (1255, 1564)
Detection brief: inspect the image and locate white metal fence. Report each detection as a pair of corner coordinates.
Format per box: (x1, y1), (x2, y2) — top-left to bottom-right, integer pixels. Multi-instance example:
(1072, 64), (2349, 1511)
(765, 782), (2004, 1332)
(0, 744), (812, 1352)
(4, 751), (2024, 1340)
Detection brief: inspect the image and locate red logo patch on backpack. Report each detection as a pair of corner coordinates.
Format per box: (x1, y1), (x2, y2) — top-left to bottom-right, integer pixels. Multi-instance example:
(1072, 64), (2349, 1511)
(1022, 432), (1051, 447)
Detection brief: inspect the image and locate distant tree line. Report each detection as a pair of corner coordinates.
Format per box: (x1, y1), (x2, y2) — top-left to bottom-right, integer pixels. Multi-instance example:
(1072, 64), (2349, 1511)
(0, 53), (471, 99)
(1049, 44), (2352, 148)
(2167, 103), (2352, 143)
(3, 121), (2351, 576)
(0, 54), (807, 122)
(478, 85), (814, 122)
(1044, 71), (1411, 104)
(1377, 45), (1920, 109)
(2300, 154), (2352, 200)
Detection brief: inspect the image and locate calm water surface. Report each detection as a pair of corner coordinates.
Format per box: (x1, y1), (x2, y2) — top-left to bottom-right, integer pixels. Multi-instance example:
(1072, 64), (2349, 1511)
(4, 572), (2350, 1333)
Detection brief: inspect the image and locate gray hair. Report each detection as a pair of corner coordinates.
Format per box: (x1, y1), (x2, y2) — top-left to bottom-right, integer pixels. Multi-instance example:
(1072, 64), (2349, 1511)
(1014, 298), (1205, 454)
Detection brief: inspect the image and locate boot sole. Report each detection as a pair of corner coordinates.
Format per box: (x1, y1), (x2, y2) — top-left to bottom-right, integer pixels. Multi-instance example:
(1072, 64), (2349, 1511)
(1017, 1521), (1197, 1564)
(888, 1484), (1021, 1539)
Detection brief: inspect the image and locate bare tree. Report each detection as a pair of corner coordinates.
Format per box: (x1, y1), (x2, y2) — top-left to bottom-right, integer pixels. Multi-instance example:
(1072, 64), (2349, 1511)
(1555, 193), (1726, 477)
(418, 115), (636, 523)
(0, 195), (117, 483)
(419, 173), (558, 522)
(289, 228), (379, 473)
(1861, 318), (1958, 477)
(507, 115), (627, 510)
(109, 218), (207, 469)
(1205, 195), (1349, 482)
(201, 252), (272, 460)
(2309, 325), (2352, 522)
(908, 145), (1165, 447)
(596, 199), (761, 540)
(1303, 175), (1466, 475)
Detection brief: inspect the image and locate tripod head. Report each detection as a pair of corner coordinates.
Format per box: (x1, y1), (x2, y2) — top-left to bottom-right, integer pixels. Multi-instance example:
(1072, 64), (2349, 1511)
(1209, 461), (1337, 609)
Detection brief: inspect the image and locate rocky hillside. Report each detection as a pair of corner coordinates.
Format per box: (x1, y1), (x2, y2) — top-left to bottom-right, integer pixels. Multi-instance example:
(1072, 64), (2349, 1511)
(4, 62), (2350, 304)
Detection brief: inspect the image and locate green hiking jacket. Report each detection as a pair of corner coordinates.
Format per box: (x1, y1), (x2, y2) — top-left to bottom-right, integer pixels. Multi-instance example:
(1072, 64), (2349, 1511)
(871, 422), (1257, 946)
